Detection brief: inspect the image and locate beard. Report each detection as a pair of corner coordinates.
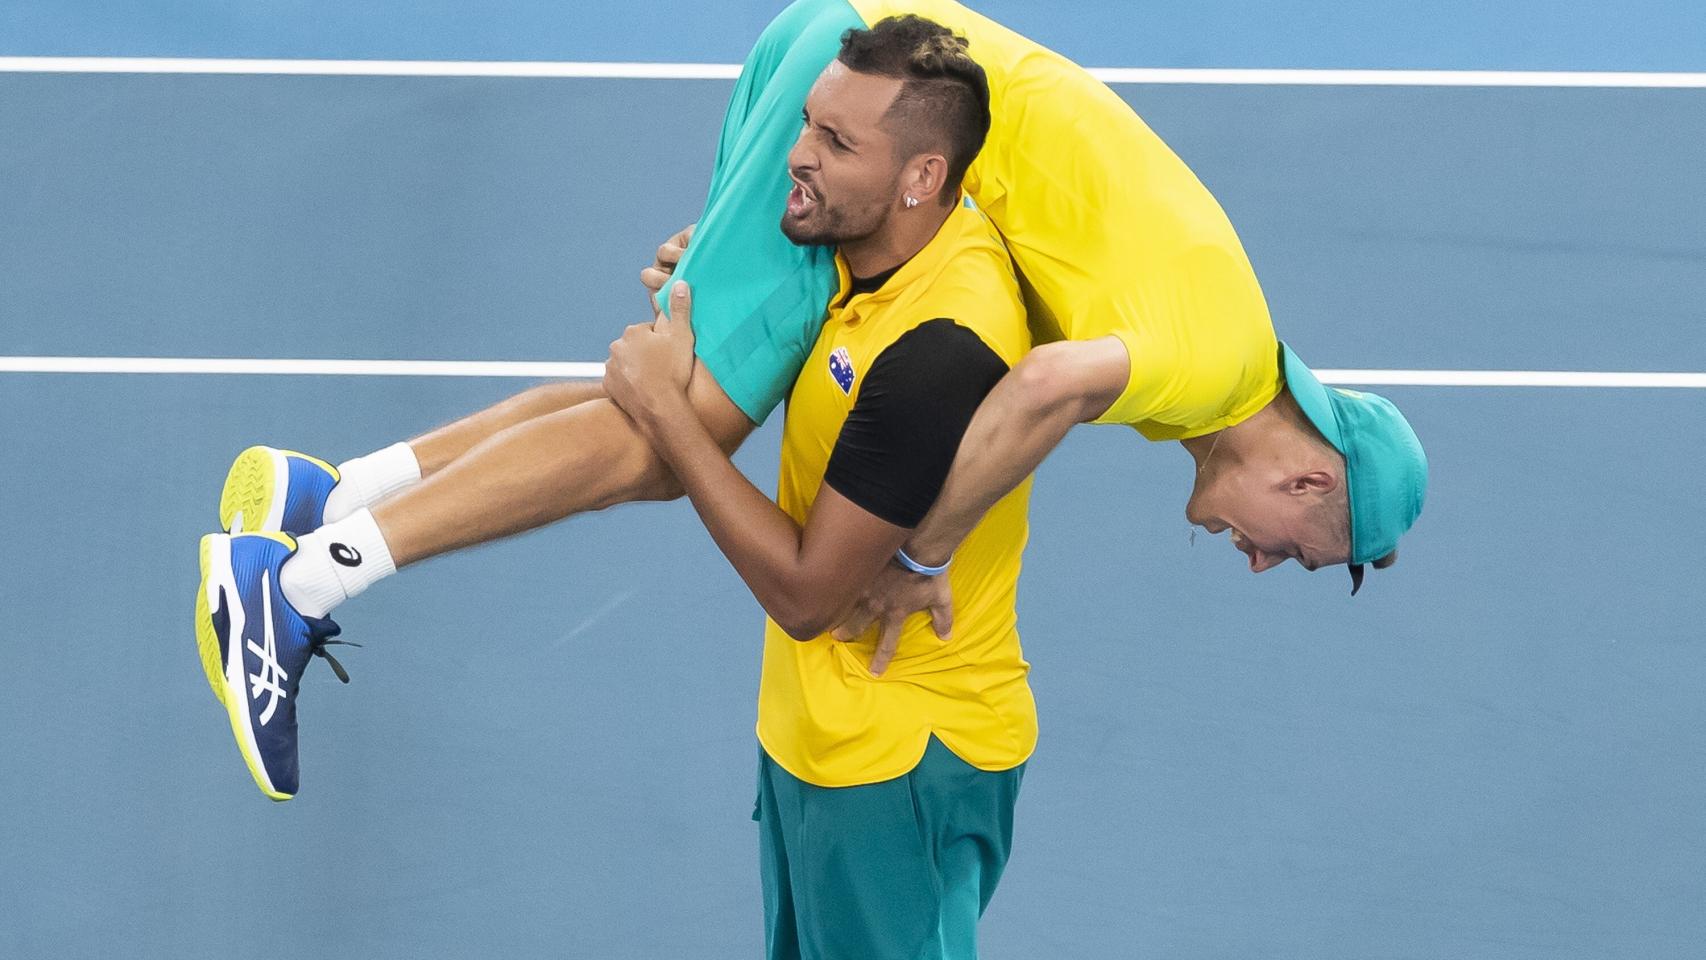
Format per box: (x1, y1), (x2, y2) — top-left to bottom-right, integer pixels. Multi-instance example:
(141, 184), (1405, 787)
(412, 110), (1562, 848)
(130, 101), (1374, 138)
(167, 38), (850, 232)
(780, 191), (888, 249)
(779, 211), (841, 247)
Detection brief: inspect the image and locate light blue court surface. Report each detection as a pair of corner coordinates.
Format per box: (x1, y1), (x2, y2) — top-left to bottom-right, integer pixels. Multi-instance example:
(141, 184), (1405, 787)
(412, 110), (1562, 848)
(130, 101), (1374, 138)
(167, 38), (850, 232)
(5, 0), (1706, 70)
(2, 4), (1704, 959)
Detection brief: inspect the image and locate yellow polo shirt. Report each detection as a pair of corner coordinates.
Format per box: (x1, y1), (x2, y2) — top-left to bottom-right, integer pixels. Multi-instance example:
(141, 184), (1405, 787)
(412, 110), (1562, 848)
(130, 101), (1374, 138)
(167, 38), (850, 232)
(756, 197), (1037, 787)
(853, 0), (1283, 440)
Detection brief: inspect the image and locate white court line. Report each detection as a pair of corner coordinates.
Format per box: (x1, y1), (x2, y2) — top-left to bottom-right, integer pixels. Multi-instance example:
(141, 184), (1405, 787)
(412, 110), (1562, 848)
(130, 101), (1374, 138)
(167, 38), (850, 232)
(1090, 68), (1706, 88)
(1, 356), (1703, 388)
(2, 57), (1705, 87)
(0, 58), (743, 80)
(0, 356), (606, 378)
(1315, 370), (1706, 389)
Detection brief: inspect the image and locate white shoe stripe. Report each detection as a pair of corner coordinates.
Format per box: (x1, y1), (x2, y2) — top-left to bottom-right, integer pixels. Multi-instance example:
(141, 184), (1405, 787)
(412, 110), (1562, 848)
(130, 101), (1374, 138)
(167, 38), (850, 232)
(212, 538), (275, 794)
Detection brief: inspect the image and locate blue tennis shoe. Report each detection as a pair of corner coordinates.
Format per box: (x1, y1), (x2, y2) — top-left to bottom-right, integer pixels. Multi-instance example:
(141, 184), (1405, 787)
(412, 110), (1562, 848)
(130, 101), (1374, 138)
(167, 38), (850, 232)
(219, 446), (339, 536)
(195, 531), (354, 800)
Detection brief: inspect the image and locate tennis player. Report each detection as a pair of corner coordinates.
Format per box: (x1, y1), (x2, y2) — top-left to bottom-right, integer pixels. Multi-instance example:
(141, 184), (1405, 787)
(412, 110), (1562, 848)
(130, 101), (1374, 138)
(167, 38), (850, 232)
(604, 21), (1035, 955)
(195, 0), (1425, 802)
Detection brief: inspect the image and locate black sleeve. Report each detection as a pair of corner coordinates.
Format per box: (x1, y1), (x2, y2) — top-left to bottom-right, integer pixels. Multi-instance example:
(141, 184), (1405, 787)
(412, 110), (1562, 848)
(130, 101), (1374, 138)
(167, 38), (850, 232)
(823, 318), (1011, 528)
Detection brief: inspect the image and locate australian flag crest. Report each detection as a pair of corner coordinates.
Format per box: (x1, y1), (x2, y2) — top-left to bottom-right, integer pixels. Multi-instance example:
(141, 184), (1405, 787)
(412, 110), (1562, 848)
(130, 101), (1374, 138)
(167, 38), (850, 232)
(828, 346), (856, 394)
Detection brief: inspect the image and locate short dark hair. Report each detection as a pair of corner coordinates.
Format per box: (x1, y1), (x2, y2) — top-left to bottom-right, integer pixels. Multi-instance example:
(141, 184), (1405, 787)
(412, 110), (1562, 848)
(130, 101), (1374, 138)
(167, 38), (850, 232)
(836, 15), (990, 204)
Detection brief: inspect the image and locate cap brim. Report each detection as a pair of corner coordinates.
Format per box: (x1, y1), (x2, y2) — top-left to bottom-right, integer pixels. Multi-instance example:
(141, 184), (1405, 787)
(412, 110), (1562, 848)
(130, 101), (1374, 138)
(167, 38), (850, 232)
(1278, 343), (1346, 455)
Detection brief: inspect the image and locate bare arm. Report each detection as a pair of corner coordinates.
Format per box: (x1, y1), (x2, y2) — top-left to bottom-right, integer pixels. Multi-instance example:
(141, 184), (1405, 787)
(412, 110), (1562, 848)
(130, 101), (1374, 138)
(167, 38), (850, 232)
(634, 225), (902, 632)
(634, 405), (905, 639)
(604, 286), (907, 639)
(903, 335), (1131, 565)
(830, 336), (1131, 668)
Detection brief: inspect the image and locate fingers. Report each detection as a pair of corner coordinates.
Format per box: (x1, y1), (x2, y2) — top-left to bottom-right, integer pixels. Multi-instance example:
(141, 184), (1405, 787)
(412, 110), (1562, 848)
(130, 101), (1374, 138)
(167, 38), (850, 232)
(928, 595), (953, 641)
(657, 240), (686, 270)
(832, 605), (877, 642)
(869, 615), (904, 677)
(656, 283), (693, 340)
(670, 282), (692, 330)
(656, 223), (694, 269)
(641, 224), (694, 296)
(614, 321), (651, 343)
(922, 575), (954, 639)
(640, 266), (671, 295)
(607, 322), (648, 365)
(601, 340), (626, 399)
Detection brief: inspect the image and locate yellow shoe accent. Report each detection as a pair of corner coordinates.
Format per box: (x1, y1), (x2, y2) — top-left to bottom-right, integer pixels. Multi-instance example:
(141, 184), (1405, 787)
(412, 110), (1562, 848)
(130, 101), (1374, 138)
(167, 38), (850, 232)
(194, 534), (226, 705)
(225, 695), (294, 802)
(219, 447), (277, 534)
(195, 532), (298, 802)
(219, 447), (340, 534)
(235, 720), (294, 802)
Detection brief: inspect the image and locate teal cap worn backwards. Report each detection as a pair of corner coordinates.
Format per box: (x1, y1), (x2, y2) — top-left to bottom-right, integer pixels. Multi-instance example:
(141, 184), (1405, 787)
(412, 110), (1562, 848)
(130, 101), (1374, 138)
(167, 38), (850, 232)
(1279, 343), (1427, 595)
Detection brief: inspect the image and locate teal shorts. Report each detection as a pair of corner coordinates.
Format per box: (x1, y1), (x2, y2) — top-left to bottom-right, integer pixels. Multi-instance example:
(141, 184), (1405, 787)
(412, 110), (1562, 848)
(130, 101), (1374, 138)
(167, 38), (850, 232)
(653, 0), (859, 423)
(755, 737), (1026, 960)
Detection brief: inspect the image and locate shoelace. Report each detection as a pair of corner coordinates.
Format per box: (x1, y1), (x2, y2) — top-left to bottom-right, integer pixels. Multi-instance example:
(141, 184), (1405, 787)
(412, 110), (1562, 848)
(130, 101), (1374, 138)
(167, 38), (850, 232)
(311, 638), (362, 684)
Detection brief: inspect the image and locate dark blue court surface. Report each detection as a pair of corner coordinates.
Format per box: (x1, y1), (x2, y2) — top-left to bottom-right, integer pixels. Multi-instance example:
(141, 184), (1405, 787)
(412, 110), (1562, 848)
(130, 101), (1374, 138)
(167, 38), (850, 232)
(2, 4), (1703, 958)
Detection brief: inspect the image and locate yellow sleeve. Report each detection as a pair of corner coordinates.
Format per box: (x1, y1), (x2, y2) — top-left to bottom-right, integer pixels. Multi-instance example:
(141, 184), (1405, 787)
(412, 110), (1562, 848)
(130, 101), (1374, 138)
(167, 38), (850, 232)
(1076, 244), (1283, 440)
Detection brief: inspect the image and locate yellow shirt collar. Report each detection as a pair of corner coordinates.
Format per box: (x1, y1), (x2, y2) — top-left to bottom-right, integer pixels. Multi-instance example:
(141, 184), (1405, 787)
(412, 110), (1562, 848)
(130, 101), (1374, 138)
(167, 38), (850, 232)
(830, 192), (975, 324)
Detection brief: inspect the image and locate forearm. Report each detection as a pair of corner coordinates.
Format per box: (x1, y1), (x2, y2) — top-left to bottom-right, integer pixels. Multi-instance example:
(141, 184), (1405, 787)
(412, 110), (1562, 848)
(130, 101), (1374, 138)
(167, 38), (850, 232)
(906, 339), (1126, 564)
(905, 376), (1081, 564)
(638, 399), (852, 634)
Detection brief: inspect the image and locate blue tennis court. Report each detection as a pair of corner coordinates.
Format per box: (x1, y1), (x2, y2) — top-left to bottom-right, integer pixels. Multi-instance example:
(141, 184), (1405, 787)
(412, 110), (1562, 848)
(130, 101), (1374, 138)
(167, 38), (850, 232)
(2, 3), (1703, 958)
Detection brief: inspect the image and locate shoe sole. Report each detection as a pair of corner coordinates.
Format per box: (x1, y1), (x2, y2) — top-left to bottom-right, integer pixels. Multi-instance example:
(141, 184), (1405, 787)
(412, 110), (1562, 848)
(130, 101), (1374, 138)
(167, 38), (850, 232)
(196, 532), (295, 801)
(219, 446), (337, 535)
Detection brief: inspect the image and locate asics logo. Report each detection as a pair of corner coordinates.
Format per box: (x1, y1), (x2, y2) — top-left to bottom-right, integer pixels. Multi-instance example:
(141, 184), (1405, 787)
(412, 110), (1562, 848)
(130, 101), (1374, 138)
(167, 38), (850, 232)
(246, 570), (290, 726)
(330, 542), (362, 567)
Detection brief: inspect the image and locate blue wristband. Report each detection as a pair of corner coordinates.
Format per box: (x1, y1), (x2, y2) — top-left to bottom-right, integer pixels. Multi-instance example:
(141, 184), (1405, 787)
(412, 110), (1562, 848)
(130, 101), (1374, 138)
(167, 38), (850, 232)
(894, 547), (950, 577)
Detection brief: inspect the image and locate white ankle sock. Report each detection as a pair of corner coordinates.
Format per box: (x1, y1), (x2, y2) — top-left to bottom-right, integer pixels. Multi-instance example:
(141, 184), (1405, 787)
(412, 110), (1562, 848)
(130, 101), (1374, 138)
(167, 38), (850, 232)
(279, 509), (398, 618)
(324, 442), (422, 524)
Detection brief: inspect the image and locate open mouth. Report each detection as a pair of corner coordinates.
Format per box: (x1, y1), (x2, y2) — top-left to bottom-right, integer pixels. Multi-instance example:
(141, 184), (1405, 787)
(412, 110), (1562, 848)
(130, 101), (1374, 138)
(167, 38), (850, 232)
(1229, 529), (1262, 571)
(786, 175), (818, 217)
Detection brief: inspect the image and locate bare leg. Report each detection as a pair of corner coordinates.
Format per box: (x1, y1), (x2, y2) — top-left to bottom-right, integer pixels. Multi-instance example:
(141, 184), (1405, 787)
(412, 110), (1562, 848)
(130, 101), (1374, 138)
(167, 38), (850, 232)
(407, 380), (608, 477)
(374, 362), (753, 566)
